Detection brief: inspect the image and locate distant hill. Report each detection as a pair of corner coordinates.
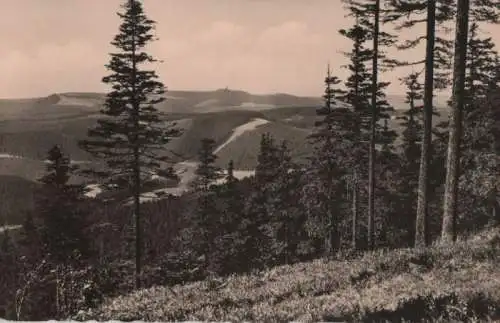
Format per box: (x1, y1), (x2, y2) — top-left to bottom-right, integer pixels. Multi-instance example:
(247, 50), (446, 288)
(0, 89), (450, 203)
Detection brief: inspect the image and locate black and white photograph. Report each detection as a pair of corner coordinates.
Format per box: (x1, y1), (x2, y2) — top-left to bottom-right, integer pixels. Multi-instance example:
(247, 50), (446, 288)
(0, 0), (499, 321)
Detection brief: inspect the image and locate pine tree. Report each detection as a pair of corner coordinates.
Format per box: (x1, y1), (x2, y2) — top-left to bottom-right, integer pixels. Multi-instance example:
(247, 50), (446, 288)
(368, 0), (382, 251)
(451, 30), (499, 231)
(338, 11), (396, 249)
(78, 0), (181, 288)
(267, 140), (304, 264)
(240, 133), (285, 268)
(385, 0), (455, 90)
(213, 160), (245, 274)
(303, 65), (353, 255)
(35, 145), (90, 265)
(393, 73), (425, 245)
(342, 0), (397, 251)
(255, 133), (281, 185)
(192, 138), (223, 191)
(387, 0), (498, 247)
(407, 0), (438, 248)
(442, 0), (470, 244)
(191, 138), (223, 273)
(462, 23), (500, 154)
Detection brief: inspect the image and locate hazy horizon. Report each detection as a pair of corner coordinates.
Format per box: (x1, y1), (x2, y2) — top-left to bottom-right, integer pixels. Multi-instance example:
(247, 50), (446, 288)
(1, 0), (498, 99)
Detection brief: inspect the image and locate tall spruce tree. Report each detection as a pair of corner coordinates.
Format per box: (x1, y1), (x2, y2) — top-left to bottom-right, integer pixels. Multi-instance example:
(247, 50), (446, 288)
(385, 0), (455, 247)
(387, 0), (498, 247)
(304, 65), (353, 255)
(454, 24), (500, 230)
(267, 140), (303, 264)
(342, 0), (397, 251)
(78, 0), (181, 288)
(394, 72), (424, 244)
(242, 133), (284, 268)
(191, 138), (223, 273)
(338, 10), (395, 249)
(368, 0), (381, 251)
(338, 17), (372, 251)
(442, 0), (470, 243)
(213, 159), (246, 274)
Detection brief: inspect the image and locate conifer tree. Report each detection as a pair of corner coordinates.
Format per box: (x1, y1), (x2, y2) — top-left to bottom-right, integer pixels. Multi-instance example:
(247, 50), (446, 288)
(191, 138), (223, 273)
(387, 0), (498, 247)
(268, 140), (303, 264)
(338, 20), (371, 250)
(255, 133), (281, 184)
(78, 0), (181, 288)
(455, 29), (500, 229)
(342, 0), (397, 251)
(213, 159), (245, 274)
(385, 0), (455, 247)
(368, 0), (381, 251)
(35, 145), (90, 264)
(303, 65), (352, 255)
(393, 73), (425, 244)
(338, 11), (396, 249)
(192, 138), (223, 191)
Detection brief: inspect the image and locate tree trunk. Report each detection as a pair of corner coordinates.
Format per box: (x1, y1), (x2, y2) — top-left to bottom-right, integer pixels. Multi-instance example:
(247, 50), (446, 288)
(131, 6), (142, 288)
(368, 0), (380, 251)
(442, 0), (469, 244)
(133, 147), (142, 289)
(352, 172), (358, 250)
(415, 0), (436, 248)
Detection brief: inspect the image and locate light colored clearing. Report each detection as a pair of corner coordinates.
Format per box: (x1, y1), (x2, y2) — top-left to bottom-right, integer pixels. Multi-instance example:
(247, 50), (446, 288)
(194, 98), (220, 108)
(0, 225), (22, 233)
(56, 94), (101, 107)
(283, 114), (304, 122)
(137, 161), (199, 203)
(239, 102), (276, 109)
(213, 169), (255, 185)
(165, 95), (185, 100)
(139, 167), (256, 203)
(0, 153), (23, 159)
(213, 118), (270, 154)
(84, 184), (102, 198)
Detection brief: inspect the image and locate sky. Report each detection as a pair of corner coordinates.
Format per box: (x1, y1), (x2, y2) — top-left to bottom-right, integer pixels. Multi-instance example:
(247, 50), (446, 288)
(0, 0), (498, 99)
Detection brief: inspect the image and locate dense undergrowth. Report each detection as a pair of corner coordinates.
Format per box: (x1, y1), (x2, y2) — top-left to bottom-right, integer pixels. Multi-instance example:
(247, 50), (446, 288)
(75, 227), (500, 322)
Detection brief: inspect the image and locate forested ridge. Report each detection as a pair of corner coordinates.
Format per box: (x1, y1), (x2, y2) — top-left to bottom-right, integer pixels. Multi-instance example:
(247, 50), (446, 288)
(0, 0), (499, 321)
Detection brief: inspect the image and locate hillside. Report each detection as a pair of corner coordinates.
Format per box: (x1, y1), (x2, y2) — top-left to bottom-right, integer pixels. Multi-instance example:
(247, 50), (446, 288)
(0, 90), (450, 166)
(0, 175), (38, 225)
(0, 90), (451, 207)
(76, 227), (500, 322)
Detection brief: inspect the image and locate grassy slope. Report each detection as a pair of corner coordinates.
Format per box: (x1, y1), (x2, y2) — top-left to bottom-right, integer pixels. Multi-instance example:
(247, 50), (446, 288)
(78, 228), (500, 322)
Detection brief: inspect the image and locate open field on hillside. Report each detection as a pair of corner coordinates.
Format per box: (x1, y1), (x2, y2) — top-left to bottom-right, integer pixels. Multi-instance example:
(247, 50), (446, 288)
(76, 228), (500, 322)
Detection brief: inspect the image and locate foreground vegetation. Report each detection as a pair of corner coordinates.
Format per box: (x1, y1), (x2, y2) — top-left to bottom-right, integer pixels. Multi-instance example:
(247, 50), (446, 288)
(75, 227), (500, 322)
